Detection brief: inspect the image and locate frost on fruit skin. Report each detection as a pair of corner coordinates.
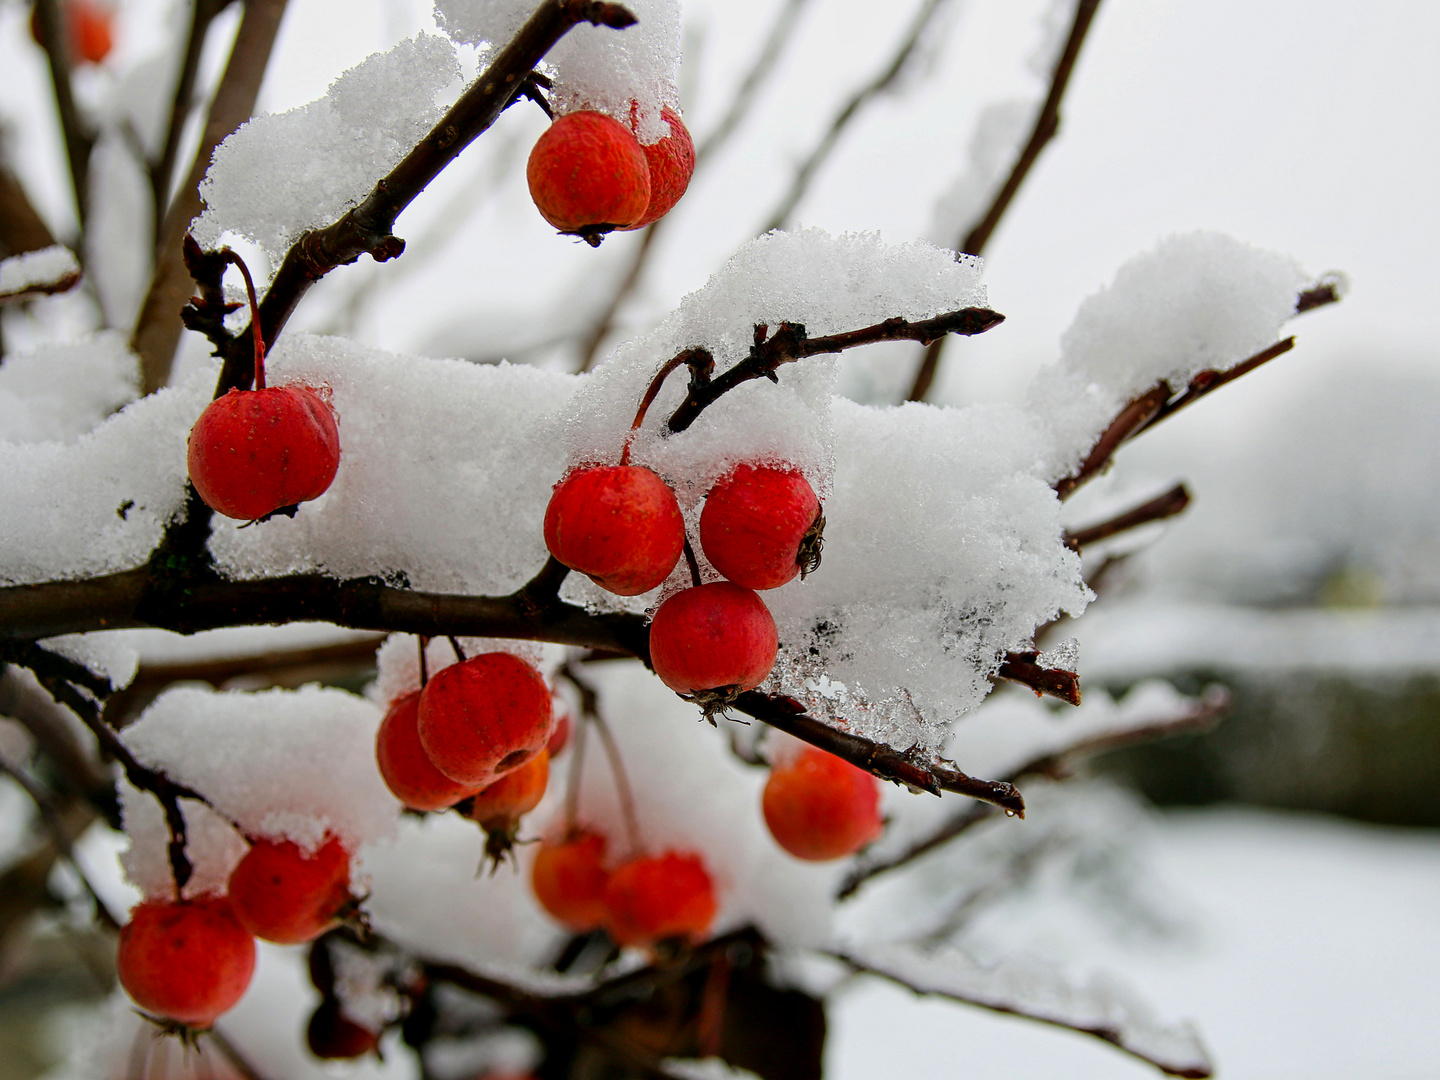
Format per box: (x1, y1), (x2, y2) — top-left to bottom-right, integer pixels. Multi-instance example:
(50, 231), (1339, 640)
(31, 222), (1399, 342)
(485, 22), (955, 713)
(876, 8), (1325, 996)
(603, 850), (717, 947)
(527, 111), (652, 240)
(376, 690), (483, 812)
(762, 746), (883, 861)
(117, 897), (256, 1027)
(649, 582), (779, 697)
(417, 652), (553, 787)
(699, 464), (822, 590)
(187, 385), (340, 521)
(531, 831), (610, 932)
(622, 107), (695, 230)
(543, 465), (684, 596)
(227, 834), (353, 945)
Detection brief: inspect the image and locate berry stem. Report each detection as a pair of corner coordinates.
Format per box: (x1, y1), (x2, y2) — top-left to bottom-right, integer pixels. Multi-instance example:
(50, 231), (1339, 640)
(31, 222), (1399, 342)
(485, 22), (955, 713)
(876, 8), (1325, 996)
(588, 708), (642, 860)
(220, 249), (266, 391)
(418, 635), (429, 687)
(562, 697), (587, 835)
(681, 535), (702, 588)
(620, 348), (714, 465)
(447, 636), (467, 663)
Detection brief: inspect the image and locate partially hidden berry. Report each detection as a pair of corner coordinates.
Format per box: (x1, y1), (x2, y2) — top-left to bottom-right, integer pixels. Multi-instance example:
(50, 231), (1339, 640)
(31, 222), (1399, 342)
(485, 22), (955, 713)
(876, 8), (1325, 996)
(699, 463), (823, 589)
(376, 690), (483, 811)
(527, 110), (651, 245)
(547, 713), (572, 758)
(544, 465), (684, 596)
(603, 850), (717, 948)
(117, 897), (256, 1028)
(31, 0), (114, 65)
(307, 999), (381, 1060)
(463, 748), (550, 865)
(417, 653), (553, 788)
(228, 833), (353, 945)
(531, 830), (610, 932)
(648, 582), (778, 703)
(622, 106), (695, 230)
(187, 385), (340, 521)
(762, 745), (883, 861)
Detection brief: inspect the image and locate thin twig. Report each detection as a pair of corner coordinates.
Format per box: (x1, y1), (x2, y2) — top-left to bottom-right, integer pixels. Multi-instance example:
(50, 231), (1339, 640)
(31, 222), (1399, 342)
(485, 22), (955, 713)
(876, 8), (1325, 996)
(836, 687), (1229, 898)
(576, 222), (662, 373)
(1064, 483), (1190, 549)
(907, 0), (1104, 402)
(995, 650), (1080, 705)
(559, 662), (642, 856)
(32, 0), (94, 227)
(151, 0), (229, 242)
(760, 0), (955, 233)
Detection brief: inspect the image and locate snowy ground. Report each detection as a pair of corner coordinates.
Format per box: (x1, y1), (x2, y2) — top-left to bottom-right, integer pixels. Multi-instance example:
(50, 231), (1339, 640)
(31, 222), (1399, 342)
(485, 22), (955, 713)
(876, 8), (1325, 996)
(830, 807), (1440, 1080)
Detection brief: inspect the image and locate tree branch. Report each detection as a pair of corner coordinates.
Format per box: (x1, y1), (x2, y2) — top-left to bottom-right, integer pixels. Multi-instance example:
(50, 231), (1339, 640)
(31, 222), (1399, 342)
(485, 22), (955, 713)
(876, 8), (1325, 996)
(32, 0), (94, 227)
(836, 687), (1229, 898)
(0, 157), (58, 259)
(1064, 483), (1190, 550)
(132, 0), (290, 393)
(665, 308), (1003, 433)
(996, 650), (1080, 705)
(760, 0), (956, 234)
(907, 0), (1104, 403)
(214, 0), (638, 395)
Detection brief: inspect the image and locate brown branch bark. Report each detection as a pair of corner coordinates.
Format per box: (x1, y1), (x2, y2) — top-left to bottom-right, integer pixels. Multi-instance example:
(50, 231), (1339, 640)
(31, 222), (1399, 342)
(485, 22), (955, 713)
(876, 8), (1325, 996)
(0, 157), (58, 259)
(665, 308), (1003, 433)
(907, 0), (1104, 403)
(1064, 482), (1190, 549)
(32, 0), (94, 227)
(211, 0), (638, 396)
(760, 0), (955, 234)
(836, 687), (1229, 898)
(132, 0), (290, 393)
(996, 650), (1080, 705)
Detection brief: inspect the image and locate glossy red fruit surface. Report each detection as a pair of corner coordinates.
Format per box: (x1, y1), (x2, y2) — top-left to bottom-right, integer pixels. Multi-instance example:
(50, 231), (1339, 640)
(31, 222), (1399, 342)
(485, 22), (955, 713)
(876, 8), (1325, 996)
(228, 834), (352, 944)
(307, 999), (381, 1059)
(543, 465), (684, 596)
(465, 747), (550, 829)
(526, 111), (651, 237)
(622, 106), (695, 230)
(376, 690), (483, 811)
(187, 385), (340, 520)
(531, 831), (610, 931)
(699, 464), (822, 590)
(649, 582), (778, 696)
(603, 850), (716, 947)
(117, 897), (256, 1027)
(762, 745), (883, 861)
(417, 653), (553, 788)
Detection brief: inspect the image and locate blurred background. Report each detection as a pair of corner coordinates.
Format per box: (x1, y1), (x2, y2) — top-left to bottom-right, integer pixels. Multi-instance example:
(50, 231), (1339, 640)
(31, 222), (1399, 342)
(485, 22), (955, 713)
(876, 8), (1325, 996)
(1, 0), (1437, 1076)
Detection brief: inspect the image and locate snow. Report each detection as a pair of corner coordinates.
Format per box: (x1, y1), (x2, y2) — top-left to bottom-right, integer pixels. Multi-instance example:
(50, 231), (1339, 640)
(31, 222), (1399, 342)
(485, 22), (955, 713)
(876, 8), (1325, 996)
(193, 34), (462, 264)
(0, 245), (79, 298)
(0, 331), (139, 444)
(434, 0), (681, 143)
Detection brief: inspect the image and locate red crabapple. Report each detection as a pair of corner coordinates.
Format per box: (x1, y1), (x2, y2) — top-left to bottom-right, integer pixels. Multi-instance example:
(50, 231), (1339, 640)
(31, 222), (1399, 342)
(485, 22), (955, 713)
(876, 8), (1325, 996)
(30, 0), (114, 65)
(376, 690), (484, 811)
(463, 748), (550, 864)
(547, 713), (572, 758)
(227, 833), (353, 944)
(117, 897), (256, 1028)
(188, 384), (340, 521)
(622, 106), (696, 230)
(417, 653), (553, 788)
(603, 850), (717, 948)
(762, 745), (883, 861)
(307, 999), (381, 1060)
(699, 464), (824, 590)
(648, 582), (779, 703)
(526, 110), (651, 245)
(544, 465), (684, 595)
(531, 830), (611, 932)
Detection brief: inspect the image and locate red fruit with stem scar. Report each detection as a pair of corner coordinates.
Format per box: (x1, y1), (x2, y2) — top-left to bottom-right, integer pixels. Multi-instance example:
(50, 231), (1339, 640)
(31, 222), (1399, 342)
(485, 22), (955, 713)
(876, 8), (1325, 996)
(417, 652), (553, 788)
(527, 110), (651, 245)
(762, 744), (883, 861)
(544, 465), (684, 595)
(376, 690), (484, 811)
(117, 897), (256, 1028)
(227, 833), (354, 944)
(187, 252), (340, 521)
(531, 830), (611, 931)
(621, 106), (695, 230)
(700, 464), (824, 590)
(602, 850), (717, 948)
(649, 582), (778, 703)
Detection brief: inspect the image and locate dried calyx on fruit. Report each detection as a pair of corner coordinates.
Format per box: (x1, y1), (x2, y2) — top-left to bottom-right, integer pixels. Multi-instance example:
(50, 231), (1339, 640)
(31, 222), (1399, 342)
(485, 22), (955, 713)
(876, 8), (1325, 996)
(700, 463), (824, 589)
(526, 110), (651, 246)
(762, 744), (883, 861)
(117, 897), (256, 1029)
(460, 748), (550, 866)
(417, 651), (553, 788)
(649, 581), (779, 712)
(543, 464), (684, 595)
(186, 250), (340, 521)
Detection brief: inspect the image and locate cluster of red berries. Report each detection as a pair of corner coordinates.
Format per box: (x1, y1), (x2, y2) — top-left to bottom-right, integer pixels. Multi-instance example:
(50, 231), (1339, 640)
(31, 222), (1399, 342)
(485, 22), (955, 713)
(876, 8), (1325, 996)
(116, 833), (355, 1029)
(545, 461), (823, 708)
(531, 830), (717, 949)
(187, 255), (342, 522)
(527, 105), (695, 244)
(31, 0), (114, 66)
